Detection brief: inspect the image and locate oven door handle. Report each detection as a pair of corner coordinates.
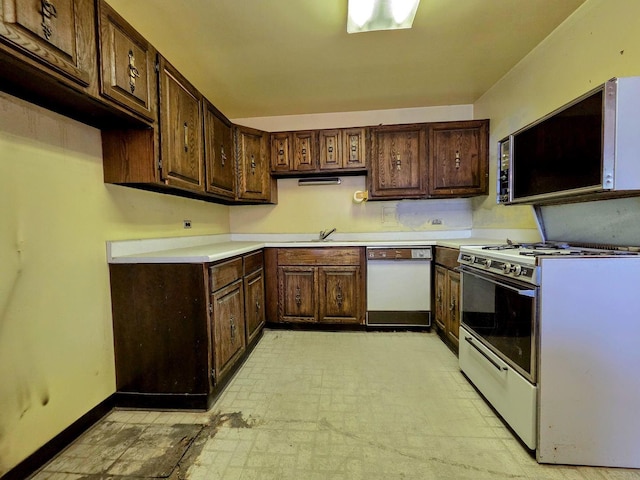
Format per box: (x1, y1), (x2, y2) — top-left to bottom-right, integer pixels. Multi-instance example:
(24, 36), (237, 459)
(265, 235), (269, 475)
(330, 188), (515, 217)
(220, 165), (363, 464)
(460, 266), (536, 297)
(464, 336), (509, 372)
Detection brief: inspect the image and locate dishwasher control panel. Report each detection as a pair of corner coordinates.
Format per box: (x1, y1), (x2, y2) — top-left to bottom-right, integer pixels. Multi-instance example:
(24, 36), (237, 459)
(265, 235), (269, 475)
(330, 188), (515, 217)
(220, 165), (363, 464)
(366, 247), (432, 260)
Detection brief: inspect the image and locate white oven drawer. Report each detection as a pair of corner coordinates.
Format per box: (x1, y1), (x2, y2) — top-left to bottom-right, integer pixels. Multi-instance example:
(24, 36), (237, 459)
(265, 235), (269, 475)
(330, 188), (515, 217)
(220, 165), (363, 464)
(459, 326), (537, 449)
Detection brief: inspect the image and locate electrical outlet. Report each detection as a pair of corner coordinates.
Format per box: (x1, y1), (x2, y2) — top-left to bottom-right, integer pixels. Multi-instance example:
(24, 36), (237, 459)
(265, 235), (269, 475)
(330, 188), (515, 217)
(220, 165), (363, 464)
(431, 218), (443, 225)
(183, 220), (192, 229)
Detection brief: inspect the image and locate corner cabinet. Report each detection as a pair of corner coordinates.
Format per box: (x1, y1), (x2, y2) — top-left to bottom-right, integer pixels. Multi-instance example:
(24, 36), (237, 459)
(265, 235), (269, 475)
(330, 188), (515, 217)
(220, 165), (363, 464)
(108, 250), (266, 410)
(434, 247), (461, 351)
(369, 124), (427, 199)
(266, 247), (366, 325)
(428, 120), (489, 197)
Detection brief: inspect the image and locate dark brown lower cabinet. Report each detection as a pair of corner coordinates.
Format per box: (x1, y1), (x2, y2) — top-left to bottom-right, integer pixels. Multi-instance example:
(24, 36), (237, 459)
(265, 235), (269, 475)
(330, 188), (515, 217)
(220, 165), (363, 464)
(211, 275), (245, 383)
(434, 247), (461, 351)
(244, 266), (266, 345)
(109, 250), (264, 410)
(268, 247), (365, 325)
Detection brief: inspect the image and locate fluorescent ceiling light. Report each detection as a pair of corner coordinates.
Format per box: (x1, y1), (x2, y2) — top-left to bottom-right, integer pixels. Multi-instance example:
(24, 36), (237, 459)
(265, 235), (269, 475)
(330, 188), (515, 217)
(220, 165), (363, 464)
(347, 0), (420, 34)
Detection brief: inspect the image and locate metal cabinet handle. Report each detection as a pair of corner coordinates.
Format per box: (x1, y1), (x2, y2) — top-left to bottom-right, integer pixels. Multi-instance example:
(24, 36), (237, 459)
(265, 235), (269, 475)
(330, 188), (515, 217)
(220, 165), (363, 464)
(455, 150), (461, 169)
(395, 154), (401, 170)
(295, 285), (302, 306)
(250, 154), (256, 175)
(183, 123), (189, 153)
(128, 50), (140, 94)
(230, 315), (236, 341)
(220, 144), (226, 166)
(41, 0), (57, 40)
(335, 282), (343, 308)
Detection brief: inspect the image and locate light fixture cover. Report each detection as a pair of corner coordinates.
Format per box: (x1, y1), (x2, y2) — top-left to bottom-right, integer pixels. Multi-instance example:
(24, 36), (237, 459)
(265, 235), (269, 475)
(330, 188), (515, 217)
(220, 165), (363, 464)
(298, 177), (342, 186)
(347, 0), (420, 34)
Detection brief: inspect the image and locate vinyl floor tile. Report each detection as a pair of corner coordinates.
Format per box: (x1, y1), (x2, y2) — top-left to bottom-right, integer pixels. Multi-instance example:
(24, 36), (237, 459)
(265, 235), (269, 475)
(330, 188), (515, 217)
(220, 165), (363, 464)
(31, 330), (640, 480)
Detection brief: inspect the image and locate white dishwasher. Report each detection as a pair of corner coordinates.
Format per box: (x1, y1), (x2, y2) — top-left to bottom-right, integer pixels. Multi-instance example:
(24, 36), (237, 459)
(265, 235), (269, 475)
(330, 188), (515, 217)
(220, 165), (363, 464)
(366, 247), (432, 327)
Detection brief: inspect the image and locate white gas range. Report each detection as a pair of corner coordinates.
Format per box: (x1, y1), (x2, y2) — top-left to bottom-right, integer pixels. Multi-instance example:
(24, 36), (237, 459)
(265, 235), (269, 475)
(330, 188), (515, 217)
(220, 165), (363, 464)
(459, 241), (640, 286)
(457, 235), (640, 468)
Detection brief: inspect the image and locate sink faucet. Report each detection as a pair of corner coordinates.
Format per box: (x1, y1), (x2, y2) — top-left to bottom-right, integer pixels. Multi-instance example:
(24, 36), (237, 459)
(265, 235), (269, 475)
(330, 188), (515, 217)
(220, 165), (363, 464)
(319, 227), (336, 241)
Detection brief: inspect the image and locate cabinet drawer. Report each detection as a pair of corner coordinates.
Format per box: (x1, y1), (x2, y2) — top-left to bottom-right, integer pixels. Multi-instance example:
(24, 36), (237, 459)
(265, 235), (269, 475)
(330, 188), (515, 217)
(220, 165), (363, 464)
(277, 248), (361, 266)
(243, 250), (263, 275)
(435, 247), (459, 270)
(210, 257), (242, 292)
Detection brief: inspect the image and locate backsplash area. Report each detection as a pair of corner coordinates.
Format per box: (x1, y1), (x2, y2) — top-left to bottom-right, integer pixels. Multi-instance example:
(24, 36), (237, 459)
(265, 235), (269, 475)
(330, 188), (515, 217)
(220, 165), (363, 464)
(229, 176), (473, 234)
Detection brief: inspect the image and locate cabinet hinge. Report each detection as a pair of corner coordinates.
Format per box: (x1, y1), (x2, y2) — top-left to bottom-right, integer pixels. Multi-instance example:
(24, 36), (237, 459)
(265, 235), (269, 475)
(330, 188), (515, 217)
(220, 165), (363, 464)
(209, 303), (213, 314)
(158, 157), (162, 171)
(155, 61), (160, 73)
(211, 368), (216, 382)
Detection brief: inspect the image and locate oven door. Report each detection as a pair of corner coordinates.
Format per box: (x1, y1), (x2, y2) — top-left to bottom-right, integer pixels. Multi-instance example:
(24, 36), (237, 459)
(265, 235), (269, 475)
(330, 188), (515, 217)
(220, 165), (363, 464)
(459, 266), (538, 383)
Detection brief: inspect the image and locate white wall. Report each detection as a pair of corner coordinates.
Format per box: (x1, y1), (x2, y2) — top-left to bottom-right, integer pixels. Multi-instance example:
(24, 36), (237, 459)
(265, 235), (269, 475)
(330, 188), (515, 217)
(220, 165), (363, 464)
(472, 0), (640, 233)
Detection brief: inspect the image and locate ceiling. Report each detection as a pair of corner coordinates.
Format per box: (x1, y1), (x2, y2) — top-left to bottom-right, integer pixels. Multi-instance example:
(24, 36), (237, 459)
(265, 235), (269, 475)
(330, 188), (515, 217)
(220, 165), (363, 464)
(106, 0), (586, 119)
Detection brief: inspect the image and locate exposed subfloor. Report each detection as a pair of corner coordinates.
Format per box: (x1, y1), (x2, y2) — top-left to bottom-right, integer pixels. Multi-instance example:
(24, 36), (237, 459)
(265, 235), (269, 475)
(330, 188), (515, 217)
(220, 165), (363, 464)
(31, 330), (640, 480)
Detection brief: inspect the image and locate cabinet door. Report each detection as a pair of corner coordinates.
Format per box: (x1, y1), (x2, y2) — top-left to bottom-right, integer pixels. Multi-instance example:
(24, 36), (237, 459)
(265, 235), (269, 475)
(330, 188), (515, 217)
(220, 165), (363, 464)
(271, 132), (292, 172)
(97, 0), (156, 121)
(319, 129), (342, 171)
(319, 266), (361, 324)
(0, 0), (93, 86)
(447, 270), (461, 349)
(342, 127), (367, 170)
(293, 131), (316, 171)
(278, 266), (317, 323)
(434, 265), (448, 332)
(369, 124), (426, 198)
(212, 279), (245, 383)
(244, 268), (265, 345)
(237, 126), (272, 202)
(429, 120), (489, 196)
(204, 101), (235, 199)
(159, 56), (204, 191)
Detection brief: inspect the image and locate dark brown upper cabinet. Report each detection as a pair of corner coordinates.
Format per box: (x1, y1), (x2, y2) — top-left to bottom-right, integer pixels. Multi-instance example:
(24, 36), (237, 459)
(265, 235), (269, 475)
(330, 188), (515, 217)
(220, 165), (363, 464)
(319, 127), (367, 171)
(270, 132), (292, 173)
(293, 131), (317, 172)
(318, 129), (342, 170)
(97, 0), (157, 122)
(158, 55), (204, 192)
(428, 120), (489, 197)
(0, 0), (94, 87)
(369, 124), (427, 199)
(271, 127), (368, 176)
(341, 127), (368, 170)
(236, 125), (277, 203)
(204, 100), (235, 200)
(270, 131), (318, 173)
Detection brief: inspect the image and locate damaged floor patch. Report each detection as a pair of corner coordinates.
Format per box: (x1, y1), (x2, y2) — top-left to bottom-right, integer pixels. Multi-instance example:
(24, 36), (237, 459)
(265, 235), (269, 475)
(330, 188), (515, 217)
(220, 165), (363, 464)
(32, 412), (257, 480)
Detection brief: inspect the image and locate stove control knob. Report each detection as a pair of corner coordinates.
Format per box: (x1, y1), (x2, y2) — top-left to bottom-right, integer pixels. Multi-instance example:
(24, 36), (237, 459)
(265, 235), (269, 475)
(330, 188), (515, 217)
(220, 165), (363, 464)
(502, 262), (512, 273)
(486, 259), (492, 268)
(513, 265), (522, 276)
(469, 255), (476, 264)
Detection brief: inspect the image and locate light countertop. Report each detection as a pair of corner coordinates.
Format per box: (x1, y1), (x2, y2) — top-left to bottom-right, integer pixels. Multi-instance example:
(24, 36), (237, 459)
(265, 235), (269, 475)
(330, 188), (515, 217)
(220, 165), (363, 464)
(106, 233), (525, 264)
